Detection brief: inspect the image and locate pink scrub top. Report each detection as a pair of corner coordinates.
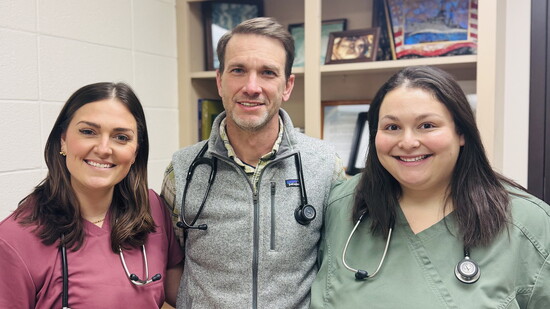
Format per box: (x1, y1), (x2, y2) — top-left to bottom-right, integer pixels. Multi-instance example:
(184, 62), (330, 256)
(0, 189), (183, 308)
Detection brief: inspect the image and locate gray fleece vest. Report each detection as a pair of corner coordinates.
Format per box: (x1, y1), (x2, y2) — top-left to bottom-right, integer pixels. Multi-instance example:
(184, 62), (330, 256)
(172, 110), (339, 309)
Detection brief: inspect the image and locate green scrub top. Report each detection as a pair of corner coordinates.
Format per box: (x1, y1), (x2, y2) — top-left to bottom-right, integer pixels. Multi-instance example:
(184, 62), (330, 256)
(311, 175), (550, 309)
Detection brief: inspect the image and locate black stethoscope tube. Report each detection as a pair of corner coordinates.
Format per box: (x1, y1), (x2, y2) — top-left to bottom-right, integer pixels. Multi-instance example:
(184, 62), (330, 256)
(60, 235), (70, 309)
(177, 144), (316, 229)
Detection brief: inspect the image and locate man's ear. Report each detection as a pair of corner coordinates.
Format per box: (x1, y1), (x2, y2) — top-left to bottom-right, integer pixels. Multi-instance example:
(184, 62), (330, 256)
(282, 74), (295, 102)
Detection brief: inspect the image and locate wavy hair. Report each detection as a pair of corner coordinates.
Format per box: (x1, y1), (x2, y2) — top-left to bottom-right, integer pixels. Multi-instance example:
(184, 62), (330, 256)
(353, 66), (524, 248)
(14, 82), (155, 252)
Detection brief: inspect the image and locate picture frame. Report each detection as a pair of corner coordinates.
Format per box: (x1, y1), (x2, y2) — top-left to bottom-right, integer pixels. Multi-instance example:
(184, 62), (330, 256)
(202, 1), (263, 71)
(346, 111), (369, 175)
(321, 100), (371, 172)
(373, 0), (396, 60)
(383, 0), (478, 59)
(288, 19), (347, 67)
(325, 28), (380, 64)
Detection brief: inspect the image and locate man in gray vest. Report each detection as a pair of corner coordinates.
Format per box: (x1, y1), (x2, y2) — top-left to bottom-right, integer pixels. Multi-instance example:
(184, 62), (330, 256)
(161, 17), (344, 309)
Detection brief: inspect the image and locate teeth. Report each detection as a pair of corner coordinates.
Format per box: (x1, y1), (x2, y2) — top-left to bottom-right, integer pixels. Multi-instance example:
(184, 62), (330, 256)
(400, 155), (427, 162)
(87, 160), (112, 168)
(241, 102), (261, 107)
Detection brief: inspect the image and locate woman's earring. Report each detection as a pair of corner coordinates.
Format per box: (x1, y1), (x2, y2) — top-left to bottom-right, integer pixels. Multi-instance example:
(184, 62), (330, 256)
(60, 151), (66, 156)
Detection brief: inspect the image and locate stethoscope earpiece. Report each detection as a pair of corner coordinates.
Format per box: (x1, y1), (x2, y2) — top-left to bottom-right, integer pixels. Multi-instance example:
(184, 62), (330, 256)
(355, 269), (369, 280)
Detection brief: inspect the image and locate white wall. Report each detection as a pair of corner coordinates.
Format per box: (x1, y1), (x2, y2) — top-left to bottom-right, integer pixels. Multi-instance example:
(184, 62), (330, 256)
(0, 0), (179, 220)
(501, 0), (530, 186)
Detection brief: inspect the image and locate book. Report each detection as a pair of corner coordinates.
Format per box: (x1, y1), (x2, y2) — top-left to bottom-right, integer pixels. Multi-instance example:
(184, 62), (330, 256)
(198, 98), (224, 141)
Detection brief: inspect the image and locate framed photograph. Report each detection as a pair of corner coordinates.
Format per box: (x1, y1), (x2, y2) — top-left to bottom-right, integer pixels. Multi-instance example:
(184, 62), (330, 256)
(325, 28), (380, 64)
(288, 19), (347, 67)
(202, 1), (263, 71)
(384, 0), (478, 59)
(321, 100), (370, 171)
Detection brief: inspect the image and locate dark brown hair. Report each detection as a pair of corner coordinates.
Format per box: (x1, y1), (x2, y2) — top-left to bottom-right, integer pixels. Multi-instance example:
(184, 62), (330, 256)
(14, 82), (155, 253)
(354, 66), (525, 248)
(216, 17), (295, 80)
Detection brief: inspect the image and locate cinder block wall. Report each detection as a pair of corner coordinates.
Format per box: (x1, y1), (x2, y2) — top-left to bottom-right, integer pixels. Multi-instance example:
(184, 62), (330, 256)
(0, 0), (179, 220)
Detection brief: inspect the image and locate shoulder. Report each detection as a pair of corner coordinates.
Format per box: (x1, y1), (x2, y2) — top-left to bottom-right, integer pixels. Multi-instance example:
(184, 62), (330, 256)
(324, 174), (360, 221)
(172, 140), (207, 160)
(293, 131), (337, 155)
(508, 188), (550, 223)
(507, 188), (550, 251)
(148, 189), (169, 220)
(0, 213), (52, 263)
(328, 174), (360, 205)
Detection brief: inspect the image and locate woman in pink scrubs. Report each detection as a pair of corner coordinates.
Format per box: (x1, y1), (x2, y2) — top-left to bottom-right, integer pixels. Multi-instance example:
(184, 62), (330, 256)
(0, 82), (183, 308)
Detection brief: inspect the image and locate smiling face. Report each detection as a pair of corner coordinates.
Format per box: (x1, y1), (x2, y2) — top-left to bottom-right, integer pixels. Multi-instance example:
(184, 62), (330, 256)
(60, 99), (138, 197)
(216, 33), (294, 133)
(375, 86), (464, 194)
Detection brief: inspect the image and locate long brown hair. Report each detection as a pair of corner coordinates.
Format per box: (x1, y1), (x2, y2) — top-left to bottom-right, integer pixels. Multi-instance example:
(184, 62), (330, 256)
(354, 66), (525, 248)
(14, 82), (155, 253)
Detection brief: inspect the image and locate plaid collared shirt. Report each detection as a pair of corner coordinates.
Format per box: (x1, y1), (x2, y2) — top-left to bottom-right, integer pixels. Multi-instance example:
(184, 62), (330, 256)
(219, 116), (284, 191)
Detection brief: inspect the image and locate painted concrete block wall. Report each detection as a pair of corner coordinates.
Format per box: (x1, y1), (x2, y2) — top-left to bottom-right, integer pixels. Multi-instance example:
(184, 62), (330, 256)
(0, 0), (179, 220)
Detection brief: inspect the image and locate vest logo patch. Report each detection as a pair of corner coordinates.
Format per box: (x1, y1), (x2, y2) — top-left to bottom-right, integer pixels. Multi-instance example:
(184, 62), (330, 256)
(285, 179), (300, 187)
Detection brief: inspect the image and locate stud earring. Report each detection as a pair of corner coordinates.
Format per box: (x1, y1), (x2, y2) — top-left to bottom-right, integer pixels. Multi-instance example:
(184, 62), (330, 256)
(60, 151), (66, 156)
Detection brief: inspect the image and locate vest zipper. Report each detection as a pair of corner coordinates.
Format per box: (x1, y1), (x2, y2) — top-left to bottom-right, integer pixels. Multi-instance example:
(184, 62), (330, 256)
(252, 191), (259, 309)
(270, 182), (276, 250)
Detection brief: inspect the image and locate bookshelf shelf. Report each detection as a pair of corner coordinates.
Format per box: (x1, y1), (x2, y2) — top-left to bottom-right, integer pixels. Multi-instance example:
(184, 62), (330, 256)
(177, 0), (497, 160)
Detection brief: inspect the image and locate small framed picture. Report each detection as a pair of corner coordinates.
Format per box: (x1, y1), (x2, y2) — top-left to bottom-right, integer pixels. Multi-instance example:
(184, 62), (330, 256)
(288, 19), (347, 67)
(321, 100), (370, 172)
(325, 28), (381, 64)
(202, 1), (263, 71)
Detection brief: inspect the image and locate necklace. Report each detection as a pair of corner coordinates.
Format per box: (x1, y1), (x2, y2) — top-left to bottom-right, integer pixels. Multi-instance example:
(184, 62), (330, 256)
(92, 218), (105, 224)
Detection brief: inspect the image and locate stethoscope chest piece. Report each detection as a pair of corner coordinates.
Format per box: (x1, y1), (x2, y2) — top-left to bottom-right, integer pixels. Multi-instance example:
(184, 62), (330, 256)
(455, 256), (480, 284)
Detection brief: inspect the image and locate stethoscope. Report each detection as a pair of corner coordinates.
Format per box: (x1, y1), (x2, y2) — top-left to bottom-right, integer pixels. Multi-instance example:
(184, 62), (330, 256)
(342, 212), (481, 284)
(176, 143), (316, 231)
(59, 234), (161, 309)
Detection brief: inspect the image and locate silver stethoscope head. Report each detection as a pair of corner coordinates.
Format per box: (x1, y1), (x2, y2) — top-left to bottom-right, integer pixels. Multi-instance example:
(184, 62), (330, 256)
(455, 248), (481, 284)
(119, 245), (162, 285)
(342, 213), (393, 280)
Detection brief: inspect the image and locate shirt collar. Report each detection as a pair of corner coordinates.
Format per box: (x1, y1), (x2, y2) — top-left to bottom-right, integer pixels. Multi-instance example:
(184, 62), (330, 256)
(219, 115), (284, 169)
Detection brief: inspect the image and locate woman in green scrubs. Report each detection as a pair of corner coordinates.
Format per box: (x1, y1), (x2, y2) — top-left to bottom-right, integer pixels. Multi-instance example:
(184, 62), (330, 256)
(311, 66), (550, 309)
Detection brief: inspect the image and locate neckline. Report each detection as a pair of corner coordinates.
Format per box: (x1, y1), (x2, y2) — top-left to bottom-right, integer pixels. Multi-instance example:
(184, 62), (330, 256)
(396, 206), (457, 242)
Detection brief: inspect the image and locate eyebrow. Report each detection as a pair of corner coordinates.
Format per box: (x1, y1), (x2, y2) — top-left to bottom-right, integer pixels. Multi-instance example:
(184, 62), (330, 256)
(380, 113), (442, 122)
(228, 62), (281, 74)
(76, 121), (135, 134)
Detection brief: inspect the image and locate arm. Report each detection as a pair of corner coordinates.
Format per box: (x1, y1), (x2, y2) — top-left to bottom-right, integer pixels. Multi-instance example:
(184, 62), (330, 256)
(164, 261), (183, 307)
(156, 183), (185, 307)
(526, 253), (550, 308)
(160, 162), (185, 248)
(0, 238), (35, 308)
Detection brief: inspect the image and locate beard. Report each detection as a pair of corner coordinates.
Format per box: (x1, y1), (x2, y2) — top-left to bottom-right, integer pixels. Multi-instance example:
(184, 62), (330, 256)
(229, 106), (277, 132)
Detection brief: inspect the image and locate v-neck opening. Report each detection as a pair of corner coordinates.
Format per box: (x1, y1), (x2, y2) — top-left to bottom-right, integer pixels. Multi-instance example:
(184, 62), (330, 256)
(396, 206), (457, 244)
(84, 211), (111, 236)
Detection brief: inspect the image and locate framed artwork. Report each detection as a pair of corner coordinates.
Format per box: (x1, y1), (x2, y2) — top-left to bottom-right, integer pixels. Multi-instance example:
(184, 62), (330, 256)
(384, 0), (478, 59)
(325, 28), (380, 64)
(202, 1), (263, 71)
(321, 100), (370, 171)
(288, 19), (347, 67)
